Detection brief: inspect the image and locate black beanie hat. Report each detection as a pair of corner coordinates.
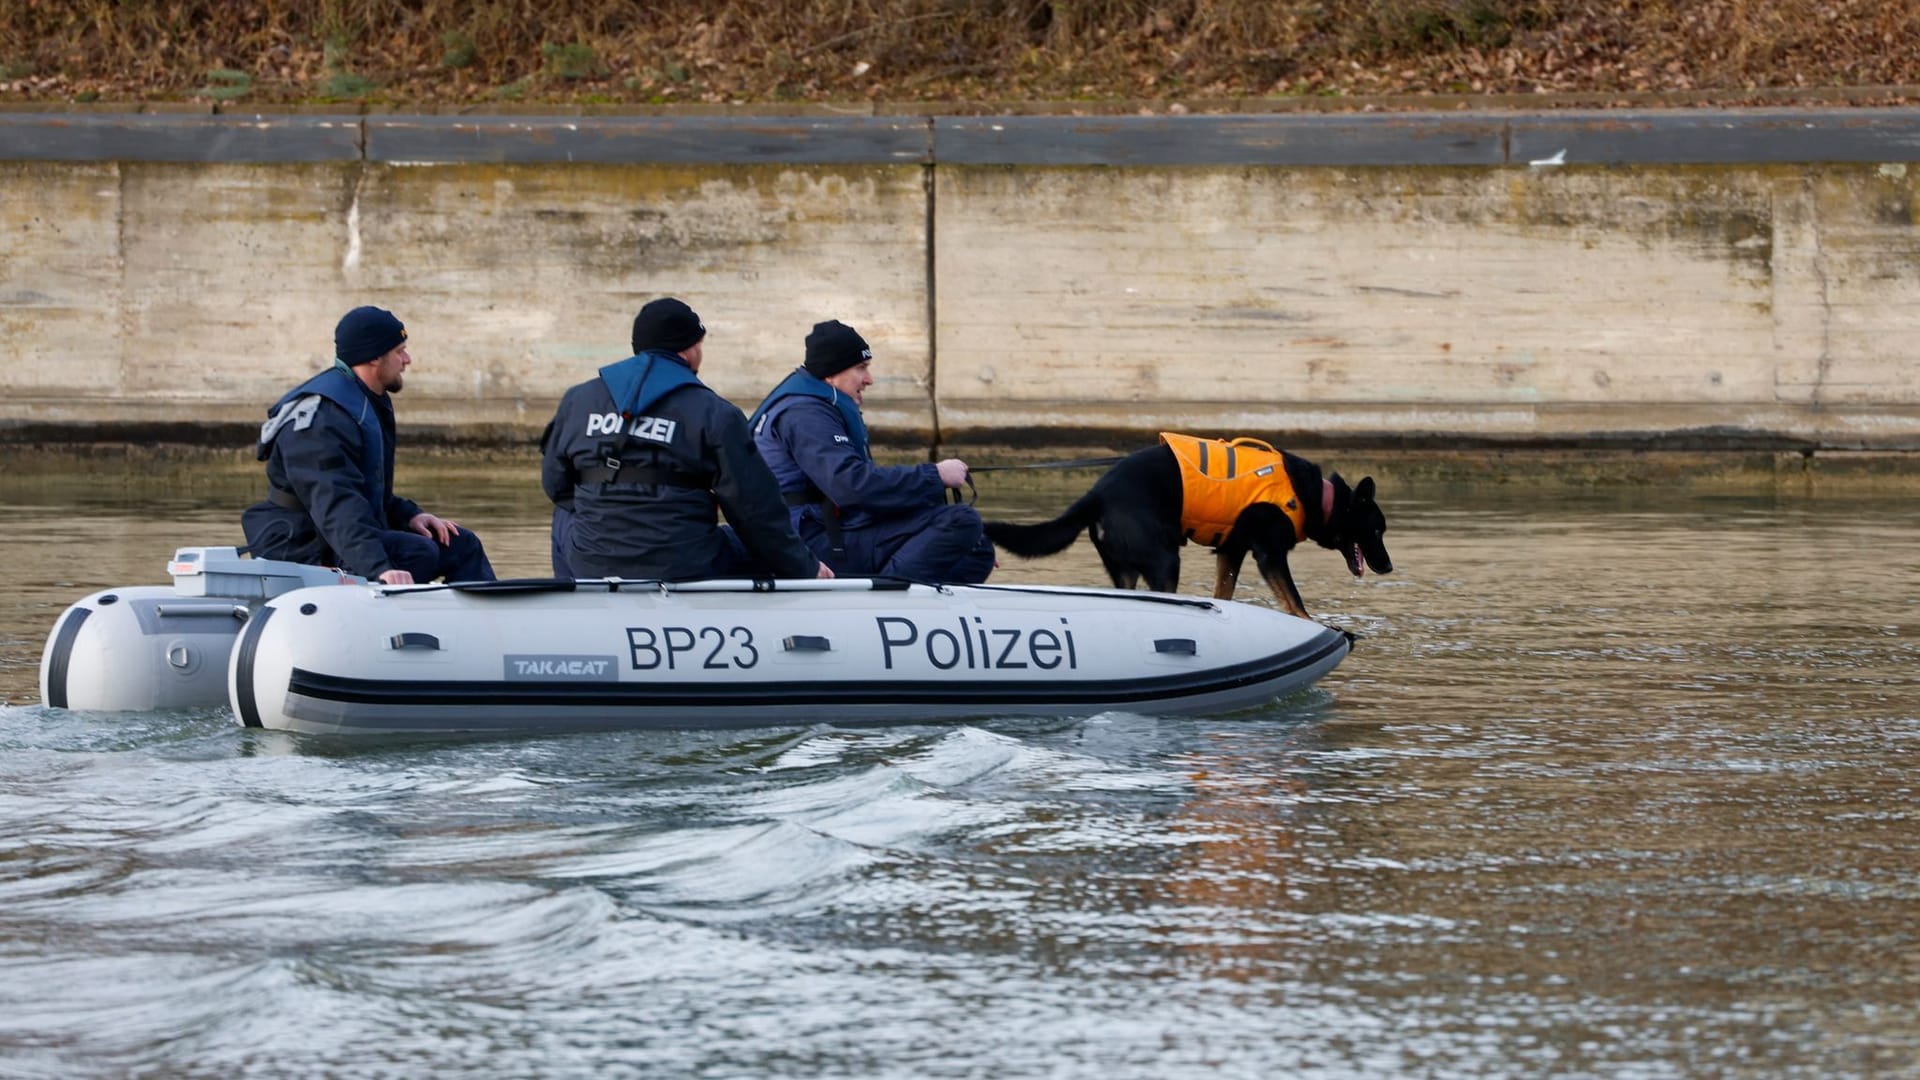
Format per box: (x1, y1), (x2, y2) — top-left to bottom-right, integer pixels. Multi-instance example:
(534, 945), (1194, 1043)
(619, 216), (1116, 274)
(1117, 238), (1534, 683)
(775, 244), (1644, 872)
(631, 298), (706, 355)
(803, 320), (871, 379)
(335, 306), (406, 366)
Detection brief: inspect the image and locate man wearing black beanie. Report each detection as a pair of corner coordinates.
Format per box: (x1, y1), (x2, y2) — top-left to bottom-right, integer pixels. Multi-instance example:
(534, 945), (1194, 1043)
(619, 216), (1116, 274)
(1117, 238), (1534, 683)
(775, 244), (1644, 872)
(241, 306), (495, 584)
(541, 298), (829, 581)
(748, 320), (994, 584)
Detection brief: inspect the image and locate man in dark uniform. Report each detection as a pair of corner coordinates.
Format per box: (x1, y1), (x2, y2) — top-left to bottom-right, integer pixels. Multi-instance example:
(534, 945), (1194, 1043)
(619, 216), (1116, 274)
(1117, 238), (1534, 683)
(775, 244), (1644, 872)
(750, 320), (994, 584)
(541, 297), (829, 581)
(242, 306), (496, 585)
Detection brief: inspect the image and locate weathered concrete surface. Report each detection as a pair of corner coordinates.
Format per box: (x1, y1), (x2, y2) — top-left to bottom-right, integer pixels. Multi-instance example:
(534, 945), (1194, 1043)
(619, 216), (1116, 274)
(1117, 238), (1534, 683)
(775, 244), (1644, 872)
(932, 163), (1920, 448)
(3, 109), (1920, 456)
(0, 160), (932, 435)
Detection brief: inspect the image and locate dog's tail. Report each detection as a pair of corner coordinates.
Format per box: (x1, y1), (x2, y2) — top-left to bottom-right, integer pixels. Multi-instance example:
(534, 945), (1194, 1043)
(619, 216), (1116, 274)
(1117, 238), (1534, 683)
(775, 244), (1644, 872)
(983, 491), (1104, 558)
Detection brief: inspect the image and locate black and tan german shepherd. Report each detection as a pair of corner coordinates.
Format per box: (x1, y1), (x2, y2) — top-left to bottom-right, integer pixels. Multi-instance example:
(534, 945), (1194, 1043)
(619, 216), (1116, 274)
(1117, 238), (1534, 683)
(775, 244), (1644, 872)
(983, 442), (1391, 619)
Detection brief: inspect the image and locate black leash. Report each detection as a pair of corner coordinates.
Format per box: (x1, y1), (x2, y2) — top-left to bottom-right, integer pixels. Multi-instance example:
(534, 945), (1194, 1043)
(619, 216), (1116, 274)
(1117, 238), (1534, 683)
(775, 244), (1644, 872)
(950, 452), (1139, 506)
(966, 454), (1131, 474)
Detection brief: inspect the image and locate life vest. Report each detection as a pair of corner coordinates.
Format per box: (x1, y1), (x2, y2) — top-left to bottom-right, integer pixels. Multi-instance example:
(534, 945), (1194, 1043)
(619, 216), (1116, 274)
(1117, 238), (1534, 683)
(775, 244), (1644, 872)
(1159, 432), (1305, 547)
(259, 361), (388, 512)
(748, 367), (870, 469)
(598, 350), (706, 418)
(582, 351), (712, 488)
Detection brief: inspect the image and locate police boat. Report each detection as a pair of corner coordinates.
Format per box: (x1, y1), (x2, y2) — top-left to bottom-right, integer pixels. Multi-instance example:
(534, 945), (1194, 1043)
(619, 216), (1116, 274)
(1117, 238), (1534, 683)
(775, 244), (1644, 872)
(40, 547), (363, 712)
(228, 577), (1353, 735)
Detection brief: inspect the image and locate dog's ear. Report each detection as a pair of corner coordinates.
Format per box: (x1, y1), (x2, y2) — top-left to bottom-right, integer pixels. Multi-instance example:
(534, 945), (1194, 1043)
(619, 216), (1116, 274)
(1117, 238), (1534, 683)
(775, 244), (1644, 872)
(1355, 476), (1376, 502)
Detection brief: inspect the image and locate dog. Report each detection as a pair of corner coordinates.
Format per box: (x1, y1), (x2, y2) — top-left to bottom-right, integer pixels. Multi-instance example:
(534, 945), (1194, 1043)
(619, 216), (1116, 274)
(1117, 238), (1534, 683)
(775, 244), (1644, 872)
(983, 434), (1391, 619)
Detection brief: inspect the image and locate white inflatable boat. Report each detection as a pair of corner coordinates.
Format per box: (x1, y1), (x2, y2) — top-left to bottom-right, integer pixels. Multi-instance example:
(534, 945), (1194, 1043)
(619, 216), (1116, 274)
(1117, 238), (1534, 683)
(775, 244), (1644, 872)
(40, 547), (363, 712)
(42, 548), (1352, 732)
(230, 578), (1353, 735)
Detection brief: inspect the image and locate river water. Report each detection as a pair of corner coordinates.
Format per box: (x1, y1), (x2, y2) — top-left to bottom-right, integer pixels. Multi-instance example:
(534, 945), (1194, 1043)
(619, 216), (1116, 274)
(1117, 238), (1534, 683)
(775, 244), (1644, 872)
(0, 464), (1915, 1077)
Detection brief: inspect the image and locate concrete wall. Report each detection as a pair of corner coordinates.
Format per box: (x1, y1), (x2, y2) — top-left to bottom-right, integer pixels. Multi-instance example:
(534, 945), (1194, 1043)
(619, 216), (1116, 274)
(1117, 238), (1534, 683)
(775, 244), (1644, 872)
(3, 110), (1918, 451)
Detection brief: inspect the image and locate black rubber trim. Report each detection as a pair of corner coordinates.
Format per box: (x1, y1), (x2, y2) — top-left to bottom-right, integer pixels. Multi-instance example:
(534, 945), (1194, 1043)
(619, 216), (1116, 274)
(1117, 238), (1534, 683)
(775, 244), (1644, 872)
(417, 577), (919, 596)
(389, 632), (441, 651)
(284, 631), (1348, 711)
(1155, 638), (1197, 655)
(783, 635), (832, 652)
(44, 606), (90, 709)
(232, 605), (275, 728)
(444, 578), (580, 594)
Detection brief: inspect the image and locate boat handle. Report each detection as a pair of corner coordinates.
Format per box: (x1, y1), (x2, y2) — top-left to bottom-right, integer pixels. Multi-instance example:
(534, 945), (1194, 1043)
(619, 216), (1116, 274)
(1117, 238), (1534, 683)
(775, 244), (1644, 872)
(156, 603), (251, 620)
(389, 632), (442, 651)
(1154, 638), (1197, 656)
(783, 635), (832, 652)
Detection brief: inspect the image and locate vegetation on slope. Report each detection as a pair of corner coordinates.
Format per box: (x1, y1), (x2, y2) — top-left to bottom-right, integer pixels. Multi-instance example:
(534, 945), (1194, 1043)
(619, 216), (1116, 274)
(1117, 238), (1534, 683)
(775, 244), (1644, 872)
(3, 1), (1919, 109)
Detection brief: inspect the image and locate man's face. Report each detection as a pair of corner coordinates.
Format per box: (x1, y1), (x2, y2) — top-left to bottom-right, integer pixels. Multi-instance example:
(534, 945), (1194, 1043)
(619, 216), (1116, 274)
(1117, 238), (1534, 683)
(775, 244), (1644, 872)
(373, 343), (411, 393)
(825, 360), (873, 406)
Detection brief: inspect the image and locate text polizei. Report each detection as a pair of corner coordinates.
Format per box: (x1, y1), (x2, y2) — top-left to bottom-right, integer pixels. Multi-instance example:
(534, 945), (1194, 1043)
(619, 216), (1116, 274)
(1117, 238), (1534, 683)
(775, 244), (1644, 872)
(877, 616), (1079, 672)
(584, 413), (678, 443)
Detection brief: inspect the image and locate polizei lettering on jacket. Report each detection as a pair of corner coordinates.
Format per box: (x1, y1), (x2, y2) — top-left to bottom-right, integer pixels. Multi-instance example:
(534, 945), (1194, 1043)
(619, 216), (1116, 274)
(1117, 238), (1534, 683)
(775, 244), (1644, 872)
(585, 413), (678, 443)
(875, 616), (1079, 671)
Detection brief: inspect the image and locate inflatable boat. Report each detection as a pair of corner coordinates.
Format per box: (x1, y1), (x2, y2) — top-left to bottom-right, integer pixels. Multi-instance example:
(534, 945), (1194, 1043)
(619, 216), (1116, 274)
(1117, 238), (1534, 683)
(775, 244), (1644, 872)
(230, 578), (1353, 735)
(40, 547), (363, 712)
(42, 548), (1352, 732)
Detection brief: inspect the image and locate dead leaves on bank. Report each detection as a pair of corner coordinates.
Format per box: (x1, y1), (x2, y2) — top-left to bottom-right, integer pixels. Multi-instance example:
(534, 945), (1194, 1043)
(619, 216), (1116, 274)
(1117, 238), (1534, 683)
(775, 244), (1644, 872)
(4, 1), (1920, 106)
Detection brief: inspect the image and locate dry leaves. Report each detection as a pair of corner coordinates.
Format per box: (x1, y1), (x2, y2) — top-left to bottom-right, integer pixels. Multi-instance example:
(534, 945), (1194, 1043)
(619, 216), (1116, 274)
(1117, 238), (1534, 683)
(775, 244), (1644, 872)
(2, 1), (1919, 106)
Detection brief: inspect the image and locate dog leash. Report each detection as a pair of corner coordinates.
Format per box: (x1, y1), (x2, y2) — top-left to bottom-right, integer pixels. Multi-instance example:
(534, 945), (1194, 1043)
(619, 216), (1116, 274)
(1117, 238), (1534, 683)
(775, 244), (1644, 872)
(965, 454), (1132, 474)
(950, 454), (1133, 506)
(949, 449), (1153, 505)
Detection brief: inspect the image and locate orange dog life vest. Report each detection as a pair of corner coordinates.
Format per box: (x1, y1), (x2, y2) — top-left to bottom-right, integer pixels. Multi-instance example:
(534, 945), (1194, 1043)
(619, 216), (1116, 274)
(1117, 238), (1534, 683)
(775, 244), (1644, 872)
(1159, 432), (1306, 547)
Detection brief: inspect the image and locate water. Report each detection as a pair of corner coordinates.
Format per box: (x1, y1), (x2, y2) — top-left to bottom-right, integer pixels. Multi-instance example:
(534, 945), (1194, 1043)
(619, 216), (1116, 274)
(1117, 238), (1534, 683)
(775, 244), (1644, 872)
(1, 465), (1916, 1077)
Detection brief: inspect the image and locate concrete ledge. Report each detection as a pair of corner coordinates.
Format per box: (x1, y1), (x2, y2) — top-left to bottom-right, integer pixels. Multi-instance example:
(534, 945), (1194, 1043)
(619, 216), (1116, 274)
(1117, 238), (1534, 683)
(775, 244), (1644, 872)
(1509, 109), (1920, 165)
(8, 109), (1920, 166)
(932, 114), (1507, 166)
(365, 115), (932, 165)
(0, 112), (362, 162)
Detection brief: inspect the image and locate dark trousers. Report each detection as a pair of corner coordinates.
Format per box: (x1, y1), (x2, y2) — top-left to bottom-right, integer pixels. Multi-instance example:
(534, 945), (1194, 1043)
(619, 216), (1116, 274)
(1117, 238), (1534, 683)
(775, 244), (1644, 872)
(550, 507), (577, 578)
(381, 527), (496, 583)
(244, 502), (494, 583)
(806, 503), (995, 584)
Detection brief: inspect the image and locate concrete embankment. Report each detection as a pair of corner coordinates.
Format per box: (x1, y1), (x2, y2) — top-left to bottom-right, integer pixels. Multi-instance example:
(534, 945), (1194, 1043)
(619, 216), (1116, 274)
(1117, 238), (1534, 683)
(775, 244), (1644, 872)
(2, 107), (1917, 476)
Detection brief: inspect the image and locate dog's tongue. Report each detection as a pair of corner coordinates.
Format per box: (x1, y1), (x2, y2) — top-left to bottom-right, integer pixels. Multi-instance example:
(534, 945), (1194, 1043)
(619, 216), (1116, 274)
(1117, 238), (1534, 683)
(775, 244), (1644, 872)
(1346, 544), (1365, 578)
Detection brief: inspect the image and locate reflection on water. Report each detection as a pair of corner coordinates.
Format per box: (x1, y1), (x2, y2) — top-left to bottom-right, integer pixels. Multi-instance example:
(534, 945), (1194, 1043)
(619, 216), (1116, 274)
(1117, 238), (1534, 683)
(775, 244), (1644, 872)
(1, 465), (1917, 1076)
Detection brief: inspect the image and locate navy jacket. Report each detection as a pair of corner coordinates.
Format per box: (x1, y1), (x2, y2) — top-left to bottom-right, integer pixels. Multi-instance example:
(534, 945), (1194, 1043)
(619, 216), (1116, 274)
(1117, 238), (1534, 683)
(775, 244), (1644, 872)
(541, 353), (816, 580)
(240, 362), (423, 577)
(752, 373), (943, 532)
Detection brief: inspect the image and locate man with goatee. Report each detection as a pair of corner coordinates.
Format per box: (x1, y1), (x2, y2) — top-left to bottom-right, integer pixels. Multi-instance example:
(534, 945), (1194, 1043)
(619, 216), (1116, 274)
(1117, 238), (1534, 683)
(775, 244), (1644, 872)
(242, 306), (495, 585)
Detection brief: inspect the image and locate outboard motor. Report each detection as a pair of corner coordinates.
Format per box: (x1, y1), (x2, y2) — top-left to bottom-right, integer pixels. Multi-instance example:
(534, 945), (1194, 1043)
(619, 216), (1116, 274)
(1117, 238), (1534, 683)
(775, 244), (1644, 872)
(39, 546), (362, 712)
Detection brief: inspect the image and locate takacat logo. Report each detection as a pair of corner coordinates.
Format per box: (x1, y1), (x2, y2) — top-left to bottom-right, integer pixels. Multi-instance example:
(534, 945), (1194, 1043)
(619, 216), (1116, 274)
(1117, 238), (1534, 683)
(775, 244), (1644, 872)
(503, 654), (617, 680)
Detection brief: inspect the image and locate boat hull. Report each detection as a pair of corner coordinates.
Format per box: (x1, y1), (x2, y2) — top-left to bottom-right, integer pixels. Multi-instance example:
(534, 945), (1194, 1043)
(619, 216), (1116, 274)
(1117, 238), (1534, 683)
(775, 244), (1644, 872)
(37, 547), (367, 712)
(230, 579), (1352, 735)
(41, 586), (250, 711)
